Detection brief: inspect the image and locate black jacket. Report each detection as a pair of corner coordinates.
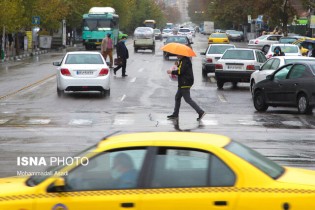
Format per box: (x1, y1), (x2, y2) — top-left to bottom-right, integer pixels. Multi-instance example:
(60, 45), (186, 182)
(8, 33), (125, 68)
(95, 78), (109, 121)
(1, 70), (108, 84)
(172, 57), (194, 88)
(116, 41), (129, 60)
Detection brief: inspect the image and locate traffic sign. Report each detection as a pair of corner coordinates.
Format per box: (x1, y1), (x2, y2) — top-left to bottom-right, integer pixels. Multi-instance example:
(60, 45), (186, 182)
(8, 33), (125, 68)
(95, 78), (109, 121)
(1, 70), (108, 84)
(32, 16), (40, 25)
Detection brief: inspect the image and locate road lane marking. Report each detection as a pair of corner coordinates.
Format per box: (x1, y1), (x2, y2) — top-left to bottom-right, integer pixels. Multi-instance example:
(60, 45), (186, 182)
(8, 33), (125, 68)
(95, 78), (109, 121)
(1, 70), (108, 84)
(120, 94), (126, 101)
(130, 77), (137, 83)
(113, 119), (135, 125)
(0, 74), (56, 100)
(0, 119), (9, 124)
(69, 119), (93, 126)
(282, 121), (304, 127)
(218, 93), (227, 103)
(298, 116), (315, 128)
(28, 119), (51, 125)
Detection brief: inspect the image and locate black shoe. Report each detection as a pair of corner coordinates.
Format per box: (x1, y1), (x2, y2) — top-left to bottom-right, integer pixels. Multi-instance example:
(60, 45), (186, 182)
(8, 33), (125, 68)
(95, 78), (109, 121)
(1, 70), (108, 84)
(113, 69), (117, 75)
(167, 114), (178, 119)
(122, 74), (128, 77)
(197, 111), (206, 121)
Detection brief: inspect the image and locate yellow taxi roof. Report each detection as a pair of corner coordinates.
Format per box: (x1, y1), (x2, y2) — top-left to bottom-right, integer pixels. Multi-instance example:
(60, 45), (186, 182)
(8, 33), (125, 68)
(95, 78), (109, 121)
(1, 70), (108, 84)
(97, 132), (231, 149)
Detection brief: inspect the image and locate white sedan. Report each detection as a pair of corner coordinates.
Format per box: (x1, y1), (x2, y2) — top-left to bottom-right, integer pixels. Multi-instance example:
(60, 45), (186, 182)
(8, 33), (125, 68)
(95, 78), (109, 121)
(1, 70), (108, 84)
(248, 34), (282, 52)
(265, 44), (302, 59)
(215, 48), (267, 89)
(201, 44), (235, 77)
(250, 56), (315, 93)
(53, 51), (110, 97)
(162, 29), (173, 38)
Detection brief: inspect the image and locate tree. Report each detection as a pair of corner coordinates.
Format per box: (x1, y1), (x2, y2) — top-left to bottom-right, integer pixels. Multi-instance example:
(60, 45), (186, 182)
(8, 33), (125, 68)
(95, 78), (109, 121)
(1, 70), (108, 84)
(0, 0), (26, 32)
(205, 0), (306, 34)
(187, 0), (209, 24)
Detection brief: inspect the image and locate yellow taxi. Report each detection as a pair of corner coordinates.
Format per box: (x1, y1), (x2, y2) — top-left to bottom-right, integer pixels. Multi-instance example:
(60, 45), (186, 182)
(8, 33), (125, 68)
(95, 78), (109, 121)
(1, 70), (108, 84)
(1, 132), (315, 210)
(208, 32), (230, 44)
(292, 37), (315, 56)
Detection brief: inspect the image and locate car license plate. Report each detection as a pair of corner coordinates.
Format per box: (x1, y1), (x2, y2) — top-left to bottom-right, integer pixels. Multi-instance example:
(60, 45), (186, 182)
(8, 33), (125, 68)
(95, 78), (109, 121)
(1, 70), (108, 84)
(227, 65), (243, 70)
(77, 70), (94, 75)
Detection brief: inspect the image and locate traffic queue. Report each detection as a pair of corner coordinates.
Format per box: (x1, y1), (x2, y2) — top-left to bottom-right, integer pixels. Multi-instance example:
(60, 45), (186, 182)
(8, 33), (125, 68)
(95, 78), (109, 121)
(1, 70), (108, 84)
(201, 31), (315, 114)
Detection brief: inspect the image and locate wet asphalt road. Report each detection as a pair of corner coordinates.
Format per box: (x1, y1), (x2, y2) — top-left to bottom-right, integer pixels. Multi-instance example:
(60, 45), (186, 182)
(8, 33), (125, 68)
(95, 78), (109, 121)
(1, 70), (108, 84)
(0, 34), (314, 177)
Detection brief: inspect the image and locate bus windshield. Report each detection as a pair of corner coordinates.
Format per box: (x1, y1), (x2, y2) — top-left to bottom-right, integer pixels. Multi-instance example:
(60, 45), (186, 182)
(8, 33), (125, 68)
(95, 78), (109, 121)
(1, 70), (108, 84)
(83, 19), (114, 31)
(144, 20), (156, 28)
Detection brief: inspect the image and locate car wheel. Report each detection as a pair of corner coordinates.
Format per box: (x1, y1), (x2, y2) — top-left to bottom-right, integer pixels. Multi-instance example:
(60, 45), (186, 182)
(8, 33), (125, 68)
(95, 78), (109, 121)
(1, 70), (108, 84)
(57, 88), (64, 97)
(232, 82), (238, 88)
(297, 94), (312, 114)
(202, 68), (207, 78)
(134, 48), (138, 53)
(164, 53), (169, 60)
(100, 90), (107, 98)
(152, 47), (155, 54)
(217, 80), (224, 89)
(253, 90), (268, 112)
(106, 89), (111, 97)
(250, 80), (256, 94)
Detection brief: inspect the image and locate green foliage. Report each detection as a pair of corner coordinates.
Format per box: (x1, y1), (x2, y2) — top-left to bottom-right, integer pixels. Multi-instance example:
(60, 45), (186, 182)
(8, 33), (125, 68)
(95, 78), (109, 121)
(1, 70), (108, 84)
(199, 0), (308, 33)
(0, 0), (26, 32)
(0, 0), (167, 34)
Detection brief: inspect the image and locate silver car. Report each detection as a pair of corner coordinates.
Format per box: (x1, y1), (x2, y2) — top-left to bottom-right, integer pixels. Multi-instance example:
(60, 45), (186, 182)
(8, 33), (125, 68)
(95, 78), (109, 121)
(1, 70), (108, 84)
(248, 34), (283, 52)
(53, 51), (110, 97)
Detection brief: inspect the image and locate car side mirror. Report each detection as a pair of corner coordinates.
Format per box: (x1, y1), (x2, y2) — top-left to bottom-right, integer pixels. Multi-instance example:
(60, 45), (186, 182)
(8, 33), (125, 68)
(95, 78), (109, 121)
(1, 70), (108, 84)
(200, 52), (206, 55)
(52, 177), (66, 192)
(255, 65), (260, 70)
(53, 62), (61, 66)
(266, 75), (273, 80)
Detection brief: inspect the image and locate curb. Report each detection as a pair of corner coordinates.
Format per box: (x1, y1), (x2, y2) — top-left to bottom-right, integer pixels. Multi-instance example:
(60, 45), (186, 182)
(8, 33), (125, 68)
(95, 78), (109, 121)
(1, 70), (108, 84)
(1, 50), (49, 63)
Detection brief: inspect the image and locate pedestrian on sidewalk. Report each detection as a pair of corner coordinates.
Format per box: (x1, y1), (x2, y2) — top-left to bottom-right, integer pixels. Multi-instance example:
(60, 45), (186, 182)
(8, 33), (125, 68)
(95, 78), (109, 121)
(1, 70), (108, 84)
(167, 55), (205, 121)
(101, 33), (114, 68)
(113, 36), (129, 77)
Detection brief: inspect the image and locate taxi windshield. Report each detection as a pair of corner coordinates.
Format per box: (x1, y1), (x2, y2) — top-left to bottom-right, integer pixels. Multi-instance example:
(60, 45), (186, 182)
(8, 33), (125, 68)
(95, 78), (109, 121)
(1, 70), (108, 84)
(26, 144), (97, 187)
(225, 141), (285, 179)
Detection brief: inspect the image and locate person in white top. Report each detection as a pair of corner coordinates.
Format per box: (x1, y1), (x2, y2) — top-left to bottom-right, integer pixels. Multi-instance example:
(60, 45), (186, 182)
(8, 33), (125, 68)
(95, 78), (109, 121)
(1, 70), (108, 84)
(101, 33), (114, 68)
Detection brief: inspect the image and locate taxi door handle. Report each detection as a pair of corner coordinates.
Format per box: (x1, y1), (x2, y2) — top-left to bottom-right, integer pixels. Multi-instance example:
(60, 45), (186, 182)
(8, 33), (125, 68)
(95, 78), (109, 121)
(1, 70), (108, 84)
(214, 201), (227, 206)
(121, 203), (134, 208)
(294, 83), (298, 86)
(278, 84), (282, 87)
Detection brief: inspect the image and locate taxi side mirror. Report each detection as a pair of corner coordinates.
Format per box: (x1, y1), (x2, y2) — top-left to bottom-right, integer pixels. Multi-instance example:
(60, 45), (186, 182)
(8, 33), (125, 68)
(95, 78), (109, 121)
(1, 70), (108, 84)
(53, 177), (66, 192)
(266, 75), (273, 80)
(200, 52), (206, 55)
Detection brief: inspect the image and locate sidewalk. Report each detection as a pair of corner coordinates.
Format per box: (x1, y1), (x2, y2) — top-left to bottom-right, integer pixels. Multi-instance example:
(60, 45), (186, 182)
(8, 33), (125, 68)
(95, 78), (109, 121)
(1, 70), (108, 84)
(1, 47), (50, 63)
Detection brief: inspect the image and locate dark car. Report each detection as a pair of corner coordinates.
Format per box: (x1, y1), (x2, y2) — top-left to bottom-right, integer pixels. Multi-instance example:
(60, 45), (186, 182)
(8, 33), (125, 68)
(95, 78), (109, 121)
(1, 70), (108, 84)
(163, 35), (193, 60)
(226, 30), (244, 42)
(253, 62), (315, 114)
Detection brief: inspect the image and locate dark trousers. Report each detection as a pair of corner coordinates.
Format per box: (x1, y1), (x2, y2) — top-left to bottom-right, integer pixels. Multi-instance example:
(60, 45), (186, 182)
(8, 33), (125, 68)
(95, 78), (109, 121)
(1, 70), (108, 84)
(173, 88), (203, 116)
(114, 59), (127, 75)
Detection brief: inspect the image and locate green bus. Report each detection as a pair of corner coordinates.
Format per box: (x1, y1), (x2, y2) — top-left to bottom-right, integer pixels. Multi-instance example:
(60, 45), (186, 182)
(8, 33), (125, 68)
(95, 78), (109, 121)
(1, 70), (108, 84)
(82, 7), (119, 50)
